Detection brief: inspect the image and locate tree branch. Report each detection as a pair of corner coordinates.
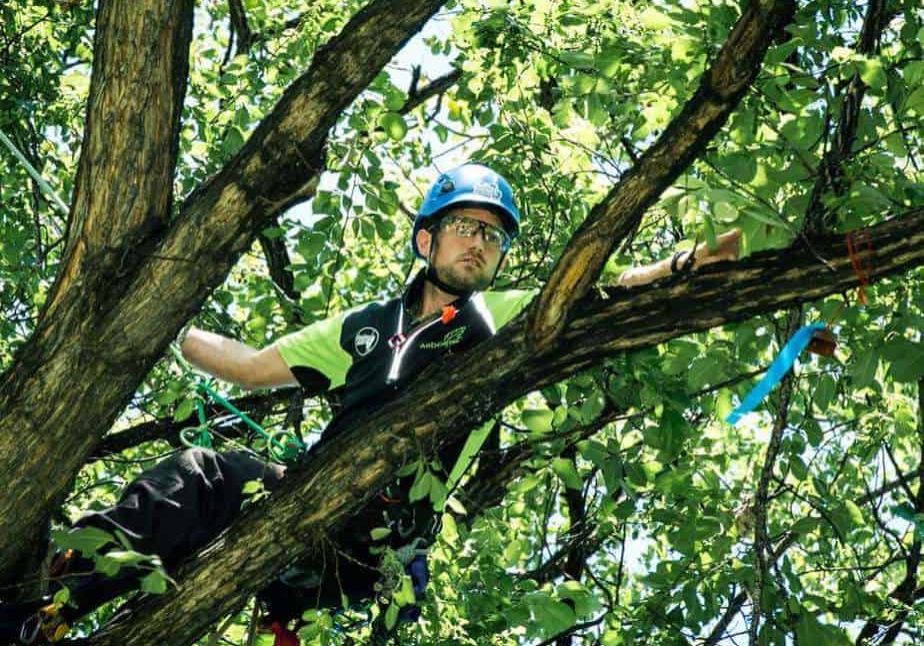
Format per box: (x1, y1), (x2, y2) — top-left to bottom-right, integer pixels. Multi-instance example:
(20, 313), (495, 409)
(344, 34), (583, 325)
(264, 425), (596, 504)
(0, 0), (448, 582)
(805, 0), (892, 233)
(748, 309), (800, 645)
(93, 388), (305, 456)
(528, 0), (796, 350)
(82, 211), (924, 645)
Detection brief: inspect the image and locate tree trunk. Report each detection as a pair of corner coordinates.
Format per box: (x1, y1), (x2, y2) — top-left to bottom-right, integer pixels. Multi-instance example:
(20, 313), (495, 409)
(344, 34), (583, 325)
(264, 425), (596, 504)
(0, 0), (447, 583)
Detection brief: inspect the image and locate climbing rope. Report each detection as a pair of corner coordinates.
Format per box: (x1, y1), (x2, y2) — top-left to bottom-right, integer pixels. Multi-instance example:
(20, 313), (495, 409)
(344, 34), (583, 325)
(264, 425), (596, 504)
(169, 343), (304, 461)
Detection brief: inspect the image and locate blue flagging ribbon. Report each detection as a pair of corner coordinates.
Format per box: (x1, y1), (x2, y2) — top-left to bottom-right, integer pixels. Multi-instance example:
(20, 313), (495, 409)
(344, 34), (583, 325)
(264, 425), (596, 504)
(726, 323), (827, 425)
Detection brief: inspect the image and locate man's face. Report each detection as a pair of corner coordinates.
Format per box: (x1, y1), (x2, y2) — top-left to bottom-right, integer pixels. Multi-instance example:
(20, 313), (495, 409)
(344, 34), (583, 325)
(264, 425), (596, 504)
(417, 207), (507, 292)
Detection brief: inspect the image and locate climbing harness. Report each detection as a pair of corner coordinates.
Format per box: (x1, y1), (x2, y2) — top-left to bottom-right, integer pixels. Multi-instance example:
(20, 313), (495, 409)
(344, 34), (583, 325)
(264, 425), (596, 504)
(725, 230), (874, 425)
(169, 344), (304, 462)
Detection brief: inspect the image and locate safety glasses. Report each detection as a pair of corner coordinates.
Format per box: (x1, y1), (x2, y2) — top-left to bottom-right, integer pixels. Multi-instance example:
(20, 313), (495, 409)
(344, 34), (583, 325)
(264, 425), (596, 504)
(438, 214), (511, 252)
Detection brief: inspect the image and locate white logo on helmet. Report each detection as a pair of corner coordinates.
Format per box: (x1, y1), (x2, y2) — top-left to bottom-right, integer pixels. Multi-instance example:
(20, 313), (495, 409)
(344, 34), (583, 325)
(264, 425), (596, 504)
(473, 179), (501, 201)
(354, 327), (380, 356)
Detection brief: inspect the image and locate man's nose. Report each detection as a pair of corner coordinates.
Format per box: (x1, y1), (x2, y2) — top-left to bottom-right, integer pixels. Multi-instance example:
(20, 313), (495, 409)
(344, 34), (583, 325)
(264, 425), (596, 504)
(467, 232), (487, 252)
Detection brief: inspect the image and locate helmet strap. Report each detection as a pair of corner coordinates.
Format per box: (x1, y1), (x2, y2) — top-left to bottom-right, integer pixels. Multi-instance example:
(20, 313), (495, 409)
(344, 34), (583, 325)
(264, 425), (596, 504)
(487, 251), (506, 288)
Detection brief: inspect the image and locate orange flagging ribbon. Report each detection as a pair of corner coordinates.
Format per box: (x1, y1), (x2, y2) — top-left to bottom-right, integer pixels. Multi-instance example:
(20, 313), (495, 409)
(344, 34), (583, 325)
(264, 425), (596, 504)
(845, 230), (873, 305)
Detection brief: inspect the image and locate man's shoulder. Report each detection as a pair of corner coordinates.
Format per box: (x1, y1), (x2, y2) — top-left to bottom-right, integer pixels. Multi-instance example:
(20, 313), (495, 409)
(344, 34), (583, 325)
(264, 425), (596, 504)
(477, 287), (538, 330)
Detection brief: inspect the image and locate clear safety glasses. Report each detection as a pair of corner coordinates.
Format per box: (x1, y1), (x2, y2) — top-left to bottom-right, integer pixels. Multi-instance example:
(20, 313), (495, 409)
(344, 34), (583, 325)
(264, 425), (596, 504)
(439, 214), (511, 252)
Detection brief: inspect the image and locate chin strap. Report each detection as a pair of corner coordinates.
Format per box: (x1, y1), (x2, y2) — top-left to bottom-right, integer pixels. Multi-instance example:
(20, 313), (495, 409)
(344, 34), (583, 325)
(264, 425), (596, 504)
(424, 264), (470, 297)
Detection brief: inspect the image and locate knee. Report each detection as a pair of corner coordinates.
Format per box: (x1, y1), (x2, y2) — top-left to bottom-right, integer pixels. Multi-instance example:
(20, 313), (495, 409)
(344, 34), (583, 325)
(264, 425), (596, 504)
(179, 446), (218, 465)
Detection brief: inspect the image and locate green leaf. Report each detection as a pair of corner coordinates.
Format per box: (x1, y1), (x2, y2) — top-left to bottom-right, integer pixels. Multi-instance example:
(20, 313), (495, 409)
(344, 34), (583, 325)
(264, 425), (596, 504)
(791, 517), (820, 536)
(140, 571), (169, 595)
(813, 374), (837, 412)
(441, 512), (459, 545)
(53, 587), (70, 607)
(94, 556), (120, 577)
(536, 598), (576, 634)
(221, 126), (245, 156)
(261, 226), (286, 240)
(850, 348), (879, 389)
(409, 469), (432, 502)
(378, 112), (407, 141)
(551, 457), (583, 490)
(242, 479), (264, 495)
(795, 611), (851, 645)
(173, 397), (195, 422)
(394, 575), (416, 607)
(52, 527), (115, 555)
(370, 527), (392, 541)
(523, 408), (554, 433)
(882, 338), (924, 383)
(429, 473), (449, 508)
(384, 601), (399, 630)
(831, 500), (865, 536)
(857, 57), (886, 91)
(446, 496), (467, 515)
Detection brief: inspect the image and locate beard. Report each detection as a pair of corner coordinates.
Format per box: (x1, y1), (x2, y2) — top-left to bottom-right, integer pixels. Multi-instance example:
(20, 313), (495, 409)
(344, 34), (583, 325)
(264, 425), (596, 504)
(435, 260), (495, 292)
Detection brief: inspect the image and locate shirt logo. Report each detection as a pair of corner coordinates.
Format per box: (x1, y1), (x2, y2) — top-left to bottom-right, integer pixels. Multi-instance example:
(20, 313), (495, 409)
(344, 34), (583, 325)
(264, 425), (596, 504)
(420, 326), (467, 351)
(354, 327), (380, 356)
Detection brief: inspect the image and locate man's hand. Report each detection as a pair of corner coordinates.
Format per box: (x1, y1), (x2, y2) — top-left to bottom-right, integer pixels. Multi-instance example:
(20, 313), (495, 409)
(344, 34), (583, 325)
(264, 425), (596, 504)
(616, 228), (741, 289)
(692, 229), (741, 267)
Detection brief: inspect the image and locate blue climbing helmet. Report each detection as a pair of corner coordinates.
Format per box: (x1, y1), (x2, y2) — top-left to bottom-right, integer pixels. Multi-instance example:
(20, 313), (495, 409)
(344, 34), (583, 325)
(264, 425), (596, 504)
(412, 163), (521, 259)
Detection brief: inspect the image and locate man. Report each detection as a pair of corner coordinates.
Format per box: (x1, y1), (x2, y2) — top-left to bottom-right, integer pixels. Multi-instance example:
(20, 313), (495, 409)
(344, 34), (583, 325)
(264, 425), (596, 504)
(0, 163), (739, 644)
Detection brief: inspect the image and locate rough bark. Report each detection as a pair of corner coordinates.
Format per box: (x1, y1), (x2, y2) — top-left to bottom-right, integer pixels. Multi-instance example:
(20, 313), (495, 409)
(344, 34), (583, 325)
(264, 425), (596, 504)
(0, 0), (195, 583)
(0, 0), (447, 581)
(529, 0), (796, 349)
(83, 211), (924, 646)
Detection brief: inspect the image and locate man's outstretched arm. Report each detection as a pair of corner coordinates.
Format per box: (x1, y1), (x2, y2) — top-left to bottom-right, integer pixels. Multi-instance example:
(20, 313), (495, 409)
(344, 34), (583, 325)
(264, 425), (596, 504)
(180, 329), (298, 390)
(616, 229), (741, 288)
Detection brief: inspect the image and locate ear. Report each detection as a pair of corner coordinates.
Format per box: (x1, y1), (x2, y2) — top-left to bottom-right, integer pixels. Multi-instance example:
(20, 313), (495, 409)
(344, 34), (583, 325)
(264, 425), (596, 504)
(416, 228), (433, 259)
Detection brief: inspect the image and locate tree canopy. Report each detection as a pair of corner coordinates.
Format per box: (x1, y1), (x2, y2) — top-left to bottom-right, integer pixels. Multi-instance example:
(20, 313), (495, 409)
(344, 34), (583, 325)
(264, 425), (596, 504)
(0, 0), (922, 644)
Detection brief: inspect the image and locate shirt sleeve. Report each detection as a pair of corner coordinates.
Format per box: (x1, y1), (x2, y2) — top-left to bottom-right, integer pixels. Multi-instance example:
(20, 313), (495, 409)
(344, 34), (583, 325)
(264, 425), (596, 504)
(273, 311), (354, 390)
(481, 288), (538, 330)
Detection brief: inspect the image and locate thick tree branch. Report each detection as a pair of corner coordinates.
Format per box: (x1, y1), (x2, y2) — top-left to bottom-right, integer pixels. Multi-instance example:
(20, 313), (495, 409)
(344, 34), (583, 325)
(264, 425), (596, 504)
(83, 212), (923, 645)
(528, 0), (796, 350)
(0, 0), (447, 581)
(0, 0), (196, 584)
(48, 0), (194, 314)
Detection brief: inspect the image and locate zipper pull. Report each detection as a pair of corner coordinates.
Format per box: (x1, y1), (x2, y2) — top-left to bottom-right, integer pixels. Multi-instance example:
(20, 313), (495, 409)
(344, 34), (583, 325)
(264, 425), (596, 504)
(389, 332), (407, 351)
(441, 305), (458, 324)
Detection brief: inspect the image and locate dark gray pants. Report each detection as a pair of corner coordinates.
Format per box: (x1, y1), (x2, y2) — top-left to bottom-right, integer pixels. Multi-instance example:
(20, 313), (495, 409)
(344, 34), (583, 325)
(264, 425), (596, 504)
(62, 448), (285, 616)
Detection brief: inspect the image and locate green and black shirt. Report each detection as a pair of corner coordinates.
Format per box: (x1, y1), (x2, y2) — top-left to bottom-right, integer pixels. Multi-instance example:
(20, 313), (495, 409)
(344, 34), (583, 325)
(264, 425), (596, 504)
(275, 270), (535, 440)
